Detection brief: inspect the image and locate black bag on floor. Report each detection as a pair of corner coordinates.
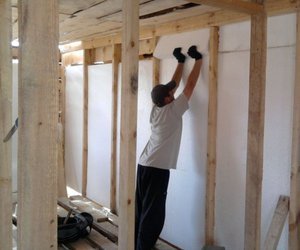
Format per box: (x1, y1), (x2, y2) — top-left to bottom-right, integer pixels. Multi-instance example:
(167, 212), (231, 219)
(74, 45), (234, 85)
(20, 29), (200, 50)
(58, 212), (93, 244)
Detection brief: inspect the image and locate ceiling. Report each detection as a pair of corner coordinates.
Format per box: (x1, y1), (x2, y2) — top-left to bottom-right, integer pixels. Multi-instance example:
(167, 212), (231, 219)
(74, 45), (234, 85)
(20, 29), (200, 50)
(11, 0), (219, 45)
(10, 0), (295, 47)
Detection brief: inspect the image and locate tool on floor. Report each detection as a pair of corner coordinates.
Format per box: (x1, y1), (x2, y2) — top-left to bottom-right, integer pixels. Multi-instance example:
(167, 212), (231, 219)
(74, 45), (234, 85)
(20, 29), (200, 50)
(3, 118), (18, 142)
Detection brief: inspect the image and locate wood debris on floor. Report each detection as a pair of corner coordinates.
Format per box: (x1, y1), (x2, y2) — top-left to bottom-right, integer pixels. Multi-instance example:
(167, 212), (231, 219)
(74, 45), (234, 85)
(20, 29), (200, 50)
(58, 195), (182, 250)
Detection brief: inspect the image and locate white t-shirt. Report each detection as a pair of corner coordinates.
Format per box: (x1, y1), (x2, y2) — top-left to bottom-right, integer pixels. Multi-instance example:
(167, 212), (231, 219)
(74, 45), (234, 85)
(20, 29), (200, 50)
(138, 93), (189, 170)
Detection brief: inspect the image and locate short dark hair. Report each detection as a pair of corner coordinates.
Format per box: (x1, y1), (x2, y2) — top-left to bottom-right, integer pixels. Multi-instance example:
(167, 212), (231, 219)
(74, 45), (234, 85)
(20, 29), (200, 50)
(151, 80), (176, 107)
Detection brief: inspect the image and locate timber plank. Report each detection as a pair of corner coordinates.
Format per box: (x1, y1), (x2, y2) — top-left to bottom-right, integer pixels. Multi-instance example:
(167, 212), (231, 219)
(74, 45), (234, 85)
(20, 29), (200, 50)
(205, 26), (219, 245)
(82, 49), (95, 196)
(244, 1), (267, 249)
(118, 0), (139, 249)
(58, 197), (108, 222)
(188, 0), (263, 14)
(70, 195), (117, 224)
(110, 44), (121, 213)
(64, 239), (98, 250)
(17, 0), (59, 249)
(264, 196), (289, 250)
(59, 196), (179, 249)
(87, 230), (118, 250)
(289, 2), (300, 249)
(0, 0), (13, 249)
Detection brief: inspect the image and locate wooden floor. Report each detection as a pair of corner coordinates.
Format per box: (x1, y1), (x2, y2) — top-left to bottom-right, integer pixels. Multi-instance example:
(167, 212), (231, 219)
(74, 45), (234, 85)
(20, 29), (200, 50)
(11, 195), (180, 249)
(57, 195), (181, 250)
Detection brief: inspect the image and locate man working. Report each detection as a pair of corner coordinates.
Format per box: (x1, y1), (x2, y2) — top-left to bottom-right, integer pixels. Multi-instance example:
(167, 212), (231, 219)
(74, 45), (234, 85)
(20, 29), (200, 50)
(135, 45), (203, 250)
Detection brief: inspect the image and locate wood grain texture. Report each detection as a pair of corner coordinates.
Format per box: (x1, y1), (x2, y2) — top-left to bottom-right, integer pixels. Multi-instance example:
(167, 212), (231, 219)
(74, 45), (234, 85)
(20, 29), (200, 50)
(110, 44), (121, 213)
(82, 49), (95, 197)
(188, 0), (263, 14)
(205, 26), (219, 245)
(17, 0), (59, 249)
(118, 0), (139, 249)
(244, 1), (267, 249)
(264, 196), (289, 250)
(289, 2), (300, 249)
(0, 0), (12, 249)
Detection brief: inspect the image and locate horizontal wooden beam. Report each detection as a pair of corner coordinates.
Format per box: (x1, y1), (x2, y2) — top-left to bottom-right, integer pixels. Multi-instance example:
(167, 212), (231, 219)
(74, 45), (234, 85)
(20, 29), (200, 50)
(60, 0), (297, 53)
(188, 0), (264, 14)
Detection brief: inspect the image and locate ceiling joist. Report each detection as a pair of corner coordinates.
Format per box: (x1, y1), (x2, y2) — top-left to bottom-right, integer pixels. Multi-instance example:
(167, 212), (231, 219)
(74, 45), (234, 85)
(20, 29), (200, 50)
(188, 0), (264, 14)
(59, 0), (297, 53)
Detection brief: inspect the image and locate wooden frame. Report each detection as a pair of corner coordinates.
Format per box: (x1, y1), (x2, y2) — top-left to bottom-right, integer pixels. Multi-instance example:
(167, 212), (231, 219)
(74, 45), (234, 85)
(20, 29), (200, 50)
(188, 0), (264, 14)
(264, 196), (289, 250)
(2, 0), (299, 249)
(205, 26), (219, 245)
(289, 1), (300, 249)
(17, 0), (59, 248)
(110, 43), (121, 213)
(0, 0), (12, 249)
(244, 1), (267, 249)
(58, 0), (298, 54)
(82, 48), (95, 197)
(118, 0), (139, 249)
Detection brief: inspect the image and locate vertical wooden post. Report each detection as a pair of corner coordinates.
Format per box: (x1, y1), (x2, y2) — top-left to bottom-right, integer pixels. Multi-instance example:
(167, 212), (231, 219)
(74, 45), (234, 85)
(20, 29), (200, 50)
(110, 44), (121, 213)
(152, 37), (160, 87)
(0, 0), (12, 249)
(289, 2), (300, 249)
(57, 56), (67, 197)
(244, 1), (267, 249)
(18, 0), (59, 249)
(119, 0), (139, 249)
(82, 49), (95, 197)
(205, 26), (219, 245)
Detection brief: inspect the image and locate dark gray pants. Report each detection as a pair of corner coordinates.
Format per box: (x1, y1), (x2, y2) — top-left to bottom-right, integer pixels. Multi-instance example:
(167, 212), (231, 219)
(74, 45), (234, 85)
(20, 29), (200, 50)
(135, 164), (170, 250)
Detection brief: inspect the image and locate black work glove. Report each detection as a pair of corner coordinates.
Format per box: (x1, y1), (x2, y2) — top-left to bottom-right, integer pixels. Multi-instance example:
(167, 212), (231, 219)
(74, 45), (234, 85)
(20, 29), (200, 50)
(188, 45), (202, 60)
(173, 47), (186, 63)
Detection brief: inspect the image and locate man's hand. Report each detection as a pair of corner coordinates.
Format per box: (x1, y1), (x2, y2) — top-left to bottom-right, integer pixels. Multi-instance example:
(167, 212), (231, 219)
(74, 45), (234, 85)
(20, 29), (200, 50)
(187, 45), (202, 60)
(173, 47), (186, 63)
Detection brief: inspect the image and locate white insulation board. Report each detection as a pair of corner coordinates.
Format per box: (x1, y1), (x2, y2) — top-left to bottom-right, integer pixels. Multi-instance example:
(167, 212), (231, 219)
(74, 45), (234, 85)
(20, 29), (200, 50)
(62, 13), (296, 250)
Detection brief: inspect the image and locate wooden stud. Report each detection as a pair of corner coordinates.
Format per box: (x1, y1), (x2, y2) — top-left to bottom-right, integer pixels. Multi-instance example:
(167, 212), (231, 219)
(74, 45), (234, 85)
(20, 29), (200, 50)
(94, 46), (113, 63)
(57, 109), (67, 198)
(188, 0), (263, 14)
(289, 2), (300, 249)
(0, 0), (12, 249)
(205, 26), (219, 245)
(264, 196), (289, 250)
(61, 51), (84, 66)
(17, 0), (59, 249)
(110, 43), (121, 213)
(152, 37), (160, 87)
(82, 49), (95, 197)
(244, 1), (267, 249)
(119, 0), (139, 249)
(57, 60), (67, 198)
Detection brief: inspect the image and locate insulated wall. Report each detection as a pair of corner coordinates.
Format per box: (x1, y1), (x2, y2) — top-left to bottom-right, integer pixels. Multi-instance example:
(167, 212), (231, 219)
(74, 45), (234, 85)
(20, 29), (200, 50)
(65, 65), (84, 193)
(157, 31), (209, 249)
(86, 64), (112, 208)
(63, 13), (296, 250)
(153, 13), (295, 250)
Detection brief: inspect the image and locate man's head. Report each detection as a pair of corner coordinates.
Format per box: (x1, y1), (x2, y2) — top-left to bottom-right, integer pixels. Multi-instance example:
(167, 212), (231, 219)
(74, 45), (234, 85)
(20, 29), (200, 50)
(151, 80), (176, 107)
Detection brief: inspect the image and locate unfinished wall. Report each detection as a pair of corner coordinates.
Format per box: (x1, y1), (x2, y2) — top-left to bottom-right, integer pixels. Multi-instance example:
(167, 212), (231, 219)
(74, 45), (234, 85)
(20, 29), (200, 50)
(86, 64), (112, 208)
(65, 65), (84, 193)
(148, 14), (295, 250)
(63, 13), (296, 250)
